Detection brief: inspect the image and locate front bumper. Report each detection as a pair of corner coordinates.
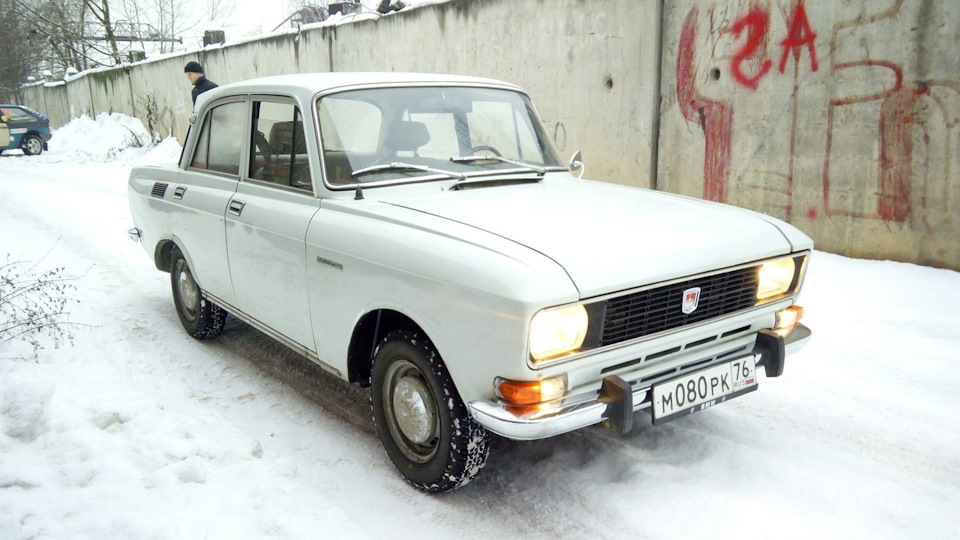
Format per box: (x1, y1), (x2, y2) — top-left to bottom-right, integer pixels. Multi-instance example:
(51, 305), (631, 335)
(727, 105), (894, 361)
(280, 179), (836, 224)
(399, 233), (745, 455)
(468, 323), (811, 440)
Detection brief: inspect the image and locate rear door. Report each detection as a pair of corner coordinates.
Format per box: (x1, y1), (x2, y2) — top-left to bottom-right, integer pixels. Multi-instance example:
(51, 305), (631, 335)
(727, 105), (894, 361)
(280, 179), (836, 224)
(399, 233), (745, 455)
(173, 97), (246, 305)
(224, 97), (319, 350)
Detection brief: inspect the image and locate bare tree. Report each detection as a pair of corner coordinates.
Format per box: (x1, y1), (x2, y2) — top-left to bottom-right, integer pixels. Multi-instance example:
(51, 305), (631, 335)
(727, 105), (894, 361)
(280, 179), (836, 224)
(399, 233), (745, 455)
(82, 0), (122, 63)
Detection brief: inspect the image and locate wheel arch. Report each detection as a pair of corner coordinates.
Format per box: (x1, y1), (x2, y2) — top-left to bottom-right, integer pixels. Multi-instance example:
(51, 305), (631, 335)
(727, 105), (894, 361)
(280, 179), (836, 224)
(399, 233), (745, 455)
(347, 309), (426, 387)
(154, 236), (199, 281)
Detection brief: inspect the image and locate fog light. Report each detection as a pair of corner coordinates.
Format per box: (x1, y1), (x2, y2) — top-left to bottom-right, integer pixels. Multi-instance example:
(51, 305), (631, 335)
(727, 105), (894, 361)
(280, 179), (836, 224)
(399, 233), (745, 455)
(775, 305), (804, 330)
(497, 375), (566, 406)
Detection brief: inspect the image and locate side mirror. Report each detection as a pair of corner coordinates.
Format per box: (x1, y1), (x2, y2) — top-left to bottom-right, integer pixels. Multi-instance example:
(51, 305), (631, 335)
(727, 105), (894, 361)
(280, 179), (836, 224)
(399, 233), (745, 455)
(0, 115), (8, 123)
(569, 150), (584, 179)
(189, 113), (198, 125)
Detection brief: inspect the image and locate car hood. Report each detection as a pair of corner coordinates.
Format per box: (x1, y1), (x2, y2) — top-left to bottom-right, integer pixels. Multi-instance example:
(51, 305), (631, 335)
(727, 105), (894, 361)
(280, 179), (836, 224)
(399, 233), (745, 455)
(382, 178), (798, 298)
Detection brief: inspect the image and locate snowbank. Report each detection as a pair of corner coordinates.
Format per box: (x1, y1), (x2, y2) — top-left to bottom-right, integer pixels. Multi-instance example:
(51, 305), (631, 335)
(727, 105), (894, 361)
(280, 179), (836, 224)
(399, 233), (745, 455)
(43, 113), (181, 166)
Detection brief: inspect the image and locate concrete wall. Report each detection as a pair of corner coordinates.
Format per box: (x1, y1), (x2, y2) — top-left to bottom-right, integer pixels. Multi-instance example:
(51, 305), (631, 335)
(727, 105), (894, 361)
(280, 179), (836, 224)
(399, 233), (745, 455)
(17, 0), (960, 270)
(658, 0), (960, 270)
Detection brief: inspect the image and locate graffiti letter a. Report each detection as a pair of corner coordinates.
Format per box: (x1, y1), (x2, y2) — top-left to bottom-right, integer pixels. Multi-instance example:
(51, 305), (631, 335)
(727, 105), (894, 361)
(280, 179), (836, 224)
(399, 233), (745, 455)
(778, 4), (818, 74)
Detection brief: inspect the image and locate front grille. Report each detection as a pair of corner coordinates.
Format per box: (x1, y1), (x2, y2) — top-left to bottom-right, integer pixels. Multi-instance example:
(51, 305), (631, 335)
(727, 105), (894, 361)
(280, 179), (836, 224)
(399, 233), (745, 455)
(599, 267), (759, 347)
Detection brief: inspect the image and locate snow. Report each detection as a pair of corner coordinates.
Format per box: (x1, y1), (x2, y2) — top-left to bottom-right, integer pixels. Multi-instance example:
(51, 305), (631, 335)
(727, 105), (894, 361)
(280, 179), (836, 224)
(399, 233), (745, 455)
(1, 113), (959, 539)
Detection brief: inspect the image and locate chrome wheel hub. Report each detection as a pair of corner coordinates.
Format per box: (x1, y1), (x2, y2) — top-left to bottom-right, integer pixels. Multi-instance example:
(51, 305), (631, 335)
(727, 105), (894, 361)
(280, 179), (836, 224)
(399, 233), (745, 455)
(176, 263), (199, 320)
(393, 375), (436, 445)
(383, 359), (439, 463)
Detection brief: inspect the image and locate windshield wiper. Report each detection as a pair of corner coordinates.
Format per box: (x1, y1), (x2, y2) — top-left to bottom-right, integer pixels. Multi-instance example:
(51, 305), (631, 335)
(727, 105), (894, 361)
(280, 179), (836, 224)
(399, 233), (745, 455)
(351, 162), (465, 180)
(449, 155), (547, 174)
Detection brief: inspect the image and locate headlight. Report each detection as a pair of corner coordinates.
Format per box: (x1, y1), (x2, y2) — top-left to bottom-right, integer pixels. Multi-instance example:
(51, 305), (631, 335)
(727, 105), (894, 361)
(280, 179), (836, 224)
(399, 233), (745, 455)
(529, 304), (588, 362)
(757, 257), (798, 301)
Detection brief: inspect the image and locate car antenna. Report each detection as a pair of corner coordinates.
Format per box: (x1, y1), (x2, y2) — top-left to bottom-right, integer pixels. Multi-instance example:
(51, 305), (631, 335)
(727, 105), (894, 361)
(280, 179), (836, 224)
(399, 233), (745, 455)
(354, 178), (364, 200)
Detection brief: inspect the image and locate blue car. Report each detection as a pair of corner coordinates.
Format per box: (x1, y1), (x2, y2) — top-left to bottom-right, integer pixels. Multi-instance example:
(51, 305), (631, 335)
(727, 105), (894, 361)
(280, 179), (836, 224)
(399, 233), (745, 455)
(0, 104), (51, 155)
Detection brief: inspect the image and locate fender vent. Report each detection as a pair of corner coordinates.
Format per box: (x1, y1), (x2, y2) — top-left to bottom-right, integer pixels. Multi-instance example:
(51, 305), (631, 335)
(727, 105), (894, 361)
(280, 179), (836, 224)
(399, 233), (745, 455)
(151, 182), (168, 198)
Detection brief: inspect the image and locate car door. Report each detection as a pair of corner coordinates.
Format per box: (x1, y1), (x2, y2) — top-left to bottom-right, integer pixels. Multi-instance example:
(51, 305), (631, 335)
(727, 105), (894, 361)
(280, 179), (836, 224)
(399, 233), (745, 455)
(0, 116), (9, 149)
(225, 97), (320, 350)
(172, 98), (245, 305)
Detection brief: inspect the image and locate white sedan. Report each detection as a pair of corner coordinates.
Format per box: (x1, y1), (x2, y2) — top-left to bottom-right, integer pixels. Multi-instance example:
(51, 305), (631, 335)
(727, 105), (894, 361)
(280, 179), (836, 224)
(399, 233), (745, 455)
(128, 72), (812, 492)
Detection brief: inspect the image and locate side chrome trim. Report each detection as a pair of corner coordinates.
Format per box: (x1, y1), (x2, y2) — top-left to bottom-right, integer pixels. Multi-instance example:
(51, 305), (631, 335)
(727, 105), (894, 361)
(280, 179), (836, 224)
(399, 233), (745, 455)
(202, 291), (343, 378)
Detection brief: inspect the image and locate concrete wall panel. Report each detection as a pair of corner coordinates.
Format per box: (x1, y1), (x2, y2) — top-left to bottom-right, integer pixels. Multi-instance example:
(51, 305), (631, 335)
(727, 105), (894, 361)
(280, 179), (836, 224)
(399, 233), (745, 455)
(659, 0), (960, 269)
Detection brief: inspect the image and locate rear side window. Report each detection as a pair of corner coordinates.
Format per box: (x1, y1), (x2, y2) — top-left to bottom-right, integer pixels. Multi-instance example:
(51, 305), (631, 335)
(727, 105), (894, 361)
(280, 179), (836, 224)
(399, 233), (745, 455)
(1, 107), (35, 122)
(190, 101), (245, 175)
(249, 101), (312, 191)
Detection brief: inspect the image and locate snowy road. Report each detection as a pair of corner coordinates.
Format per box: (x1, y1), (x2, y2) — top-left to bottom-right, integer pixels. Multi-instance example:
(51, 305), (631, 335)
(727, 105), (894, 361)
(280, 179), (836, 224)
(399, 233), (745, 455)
(1, 116), (958, 539)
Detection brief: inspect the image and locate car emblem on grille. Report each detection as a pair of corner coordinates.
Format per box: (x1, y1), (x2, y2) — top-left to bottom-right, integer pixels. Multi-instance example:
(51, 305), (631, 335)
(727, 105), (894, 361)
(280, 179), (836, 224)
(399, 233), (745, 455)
(682, 287), (701, 314)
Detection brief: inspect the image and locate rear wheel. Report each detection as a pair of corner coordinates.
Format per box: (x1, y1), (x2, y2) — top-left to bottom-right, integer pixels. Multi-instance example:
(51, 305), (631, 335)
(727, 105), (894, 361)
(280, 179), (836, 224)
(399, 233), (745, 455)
(370, 330), (490, 492)
(170, 248), (227, 339)
(21, 135), (43, 156)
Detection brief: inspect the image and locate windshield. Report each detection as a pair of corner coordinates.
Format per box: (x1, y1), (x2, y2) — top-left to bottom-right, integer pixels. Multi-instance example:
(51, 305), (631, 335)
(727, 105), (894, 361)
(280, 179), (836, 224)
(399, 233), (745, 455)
(316, 86), (563, 186)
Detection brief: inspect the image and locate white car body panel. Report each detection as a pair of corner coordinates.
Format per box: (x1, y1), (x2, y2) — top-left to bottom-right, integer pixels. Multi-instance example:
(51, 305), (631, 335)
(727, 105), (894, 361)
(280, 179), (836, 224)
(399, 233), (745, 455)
(127, 72), (813, 448)
(383, 178), (800, 298)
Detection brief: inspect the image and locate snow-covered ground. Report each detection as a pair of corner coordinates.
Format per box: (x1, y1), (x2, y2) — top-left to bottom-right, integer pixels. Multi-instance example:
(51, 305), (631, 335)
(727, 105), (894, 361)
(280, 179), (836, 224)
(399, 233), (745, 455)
(1, 114), (958, 539)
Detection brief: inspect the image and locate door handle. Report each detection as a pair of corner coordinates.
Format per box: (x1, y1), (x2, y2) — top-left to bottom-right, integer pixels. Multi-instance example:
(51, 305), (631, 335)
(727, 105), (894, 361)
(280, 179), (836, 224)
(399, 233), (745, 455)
(228, 200), (245, 215)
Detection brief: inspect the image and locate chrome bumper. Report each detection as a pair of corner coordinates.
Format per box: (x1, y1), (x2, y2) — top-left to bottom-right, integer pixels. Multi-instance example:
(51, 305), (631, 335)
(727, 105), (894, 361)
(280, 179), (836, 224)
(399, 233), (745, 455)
(469, 323), (812, 440)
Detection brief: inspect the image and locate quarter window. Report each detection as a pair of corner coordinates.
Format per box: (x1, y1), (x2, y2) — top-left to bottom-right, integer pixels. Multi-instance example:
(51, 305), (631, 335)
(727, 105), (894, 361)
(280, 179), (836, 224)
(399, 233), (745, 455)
(249, 101), (312, 191)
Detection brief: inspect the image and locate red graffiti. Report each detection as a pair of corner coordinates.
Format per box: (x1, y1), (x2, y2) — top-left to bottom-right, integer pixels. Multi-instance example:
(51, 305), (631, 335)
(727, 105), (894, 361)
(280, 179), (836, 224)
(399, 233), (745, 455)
(731, 7), (772, 90)
(677, 7), (733, 202)
(778, 3), (818, 74)
(728, 3), (818, 91)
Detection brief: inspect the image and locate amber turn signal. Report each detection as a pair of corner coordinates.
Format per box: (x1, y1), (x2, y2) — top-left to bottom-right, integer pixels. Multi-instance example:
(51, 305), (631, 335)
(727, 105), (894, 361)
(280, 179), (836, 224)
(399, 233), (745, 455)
(496, 376), (566, 406)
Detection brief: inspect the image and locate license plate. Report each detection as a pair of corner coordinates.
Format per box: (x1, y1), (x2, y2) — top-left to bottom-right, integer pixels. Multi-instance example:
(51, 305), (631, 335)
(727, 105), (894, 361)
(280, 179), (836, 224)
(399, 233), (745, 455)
(651, 356), (758, 424)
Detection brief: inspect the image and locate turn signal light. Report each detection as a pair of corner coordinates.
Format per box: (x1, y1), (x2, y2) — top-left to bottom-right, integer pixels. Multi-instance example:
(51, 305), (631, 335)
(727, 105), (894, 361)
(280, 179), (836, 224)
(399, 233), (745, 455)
(497, 376), (566, 406)
(775, 305), (804, 330)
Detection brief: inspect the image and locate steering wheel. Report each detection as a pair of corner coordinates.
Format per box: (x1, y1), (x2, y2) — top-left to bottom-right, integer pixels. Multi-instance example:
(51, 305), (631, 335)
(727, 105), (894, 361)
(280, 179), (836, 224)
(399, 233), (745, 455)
(464, 145), (502, 157)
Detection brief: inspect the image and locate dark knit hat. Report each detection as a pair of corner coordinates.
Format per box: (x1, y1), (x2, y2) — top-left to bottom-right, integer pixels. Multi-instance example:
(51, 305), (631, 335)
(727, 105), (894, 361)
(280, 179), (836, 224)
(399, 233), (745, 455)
(184, 61), (204, 74)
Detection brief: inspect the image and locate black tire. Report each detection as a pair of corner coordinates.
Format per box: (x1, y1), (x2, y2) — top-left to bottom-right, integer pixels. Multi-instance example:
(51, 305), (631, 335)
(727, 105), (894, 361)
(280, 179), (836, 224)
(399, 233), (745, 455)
(21, 134), (43, 156)
(170, 248), (227, 339)
(370, 329), (490, 492)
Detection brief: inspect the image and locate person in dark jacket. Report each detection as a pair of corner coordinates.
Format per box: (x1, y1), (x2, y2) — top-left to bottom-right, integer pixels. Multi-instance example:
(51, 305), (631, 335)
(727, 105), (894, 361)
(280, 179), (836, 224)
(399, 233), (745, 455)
(184, 61), (218, 105)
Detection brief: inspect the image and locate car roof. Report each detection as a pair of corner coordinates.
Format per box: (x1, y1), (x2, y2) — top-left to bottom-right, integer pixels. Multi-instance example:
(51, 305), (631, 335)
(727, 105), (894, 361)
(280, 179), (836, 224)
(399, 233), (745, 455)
(207, 72), (525, 102)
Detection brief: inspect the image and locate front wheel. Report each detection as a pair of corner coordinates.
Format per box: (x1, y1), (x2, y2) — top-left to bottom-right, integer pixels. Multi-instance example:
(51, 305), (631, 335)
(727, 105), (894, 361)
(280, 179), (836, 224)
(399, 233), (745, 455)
(21, 135), (43, 156)
(170, 248), (227, 339)
(371, 330), (490, 492)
